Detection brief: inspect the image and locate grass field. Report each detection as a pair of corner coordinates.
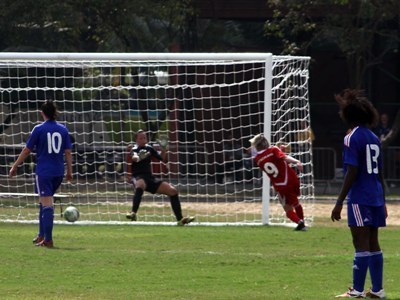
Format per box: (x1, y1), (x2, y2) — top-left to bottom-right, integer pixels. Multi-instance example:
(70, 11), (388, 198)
(1, 222), (400, 300)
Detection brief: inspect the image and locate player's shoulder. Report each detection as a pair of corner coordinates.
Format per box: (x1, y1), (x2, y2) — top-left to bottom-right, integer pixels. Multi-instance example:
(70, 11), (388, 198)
(265, 145), (281, 155)
(254, 147), (271, 160)
(31, 123), (42, 131)
(345, 126), (378, 147)
(54, 121), (70, 132)
(344, 127), (360, 147)
(30, 122), (46, 134)
(270, 145), (281, 151)
(144, 143), (154, 150)
(56, 121), (67, 128)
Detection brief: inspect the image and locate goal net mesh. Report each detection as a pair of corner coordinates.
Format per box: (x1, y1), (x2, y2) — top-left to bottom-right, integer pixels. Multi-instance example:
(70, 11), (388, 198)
(0, 53), (314, 225)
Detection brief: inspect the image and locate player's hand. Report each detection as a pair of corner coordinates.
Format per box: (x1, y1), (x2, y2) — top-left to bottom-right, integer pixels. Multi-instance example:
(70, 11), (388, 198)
(331, 203), (343, 222)
(66, 171), (73, 182)
(9, 166), (17, 178)
(126, 175), (132, 184)
(278, 143), (291, 153)
(157, 139), (168, 150)
(296, 162), (303, 172)
(384, 204), (388, 219)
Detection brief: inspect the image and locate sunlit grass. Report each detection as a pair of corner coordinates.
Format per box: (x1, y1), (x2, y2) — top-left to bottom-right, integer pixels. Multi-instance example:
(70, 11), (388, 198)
(1, 223), (399, 299)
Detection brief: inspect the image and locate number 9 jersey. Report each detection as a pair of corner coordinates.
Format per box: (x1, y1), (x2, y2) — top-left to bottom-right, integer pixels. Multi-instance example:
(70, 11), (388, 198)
(343, 126), (384, 206)
(253, 145), (300, 193)
(26, 120), (72, 177)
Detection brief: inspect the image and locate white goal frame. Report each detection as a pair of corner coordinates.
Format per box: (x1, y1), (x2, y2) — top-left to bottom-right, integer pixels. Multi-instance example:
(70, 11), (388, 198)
(0, 52), (313, 226)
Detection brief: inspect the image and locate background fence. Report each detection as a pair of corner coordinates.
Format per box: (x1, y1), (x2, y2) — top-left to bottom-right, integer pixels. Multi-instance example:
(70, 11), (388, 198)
(313, 146), (400, 194)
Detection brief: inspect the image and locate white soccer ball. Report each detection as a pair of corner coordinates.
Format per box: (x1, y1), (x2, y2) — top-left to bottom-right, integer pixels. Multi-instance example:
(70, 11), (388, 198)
(63, 206), (80, 222)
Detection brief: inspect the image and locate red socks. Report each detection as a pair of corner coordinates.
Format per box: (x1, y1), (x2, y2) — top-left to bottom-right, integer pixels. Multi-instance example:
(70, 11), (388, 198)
(286, 210), (301, 224)
(294, 204), (304, 221)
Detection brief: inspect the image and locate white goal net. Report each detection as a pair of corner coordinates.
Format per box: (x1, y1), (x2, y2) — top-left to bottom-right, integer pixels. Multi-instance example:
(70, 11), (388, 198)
(0, 53), (314, 225)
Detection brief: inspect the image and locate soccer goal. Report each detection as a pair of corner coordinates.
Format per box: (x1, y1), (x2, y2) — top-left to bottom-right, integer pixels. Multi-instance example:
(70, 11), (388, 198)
(0, 52), (314, 226)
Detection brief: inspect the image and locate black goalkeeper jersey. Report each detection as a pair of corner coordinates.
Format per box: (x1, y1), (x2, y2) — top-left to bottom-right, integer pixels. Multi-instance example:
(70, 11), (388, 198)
(130, 144), (163, 177)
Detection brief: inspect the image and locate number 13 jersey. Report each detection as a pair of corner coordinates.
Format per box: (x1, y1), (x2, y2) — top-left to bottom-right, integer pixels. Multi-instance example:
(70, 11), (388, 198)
(253, 146), (299, 193)
(343, 126), (384, 206)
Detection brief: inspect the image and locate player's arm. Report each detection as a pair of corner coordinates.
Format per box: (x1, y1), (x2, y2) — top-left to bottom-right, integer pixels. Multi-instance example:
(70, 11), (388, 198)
(9, 147), (31, 177)
(158, 144), (168, 162)
(65, 149), (73, 181)
(331, 164), (358, 221)
(378, 170), (388, 218)
(283, 155), (303, 172)
(149, 146), (164, 162)
(276, 142), (291, 153)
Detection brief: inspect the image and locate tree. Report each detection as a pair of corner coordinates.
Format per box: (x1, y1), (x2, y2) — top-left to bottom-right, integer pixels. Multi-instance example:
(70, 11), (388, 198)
(264, 0), (400, 89)
(0, 0), (195, 52)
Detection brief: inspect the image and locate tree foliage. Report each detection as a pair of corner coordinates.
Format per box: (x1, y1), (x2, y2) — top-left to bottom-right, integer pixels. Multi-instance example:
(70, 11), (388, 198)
(0, 0), (194, 52)
(265, 0), (400, 88)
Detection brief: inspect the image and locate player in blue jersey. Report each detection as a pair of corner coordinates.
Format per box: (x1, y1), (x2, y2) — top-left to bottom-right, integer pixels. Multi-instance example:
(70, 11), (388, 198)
(331, 90), (387, 299)
(9, 100), (72, 248)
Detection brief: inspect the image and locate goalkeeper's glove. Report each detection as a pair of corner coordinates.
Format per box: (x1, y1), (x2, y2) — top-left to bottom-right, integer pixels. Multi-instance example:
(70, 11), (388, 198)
(137, 149), (150, 161)
(157, 139), (168, 150)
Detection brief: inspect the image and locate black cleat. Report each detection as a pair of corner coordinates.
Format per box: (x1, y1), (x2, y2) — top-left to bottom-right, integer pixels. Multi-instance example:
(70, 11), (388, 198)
(294, 220), (307, 231)
(126, 212), (137, 221)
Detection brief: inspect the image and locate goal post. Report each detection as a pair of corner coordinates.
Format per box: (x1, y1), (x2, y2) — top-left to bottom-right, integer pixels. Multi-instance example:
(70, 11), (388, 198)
(262, 55), (273, 225)
(0, 52), (314, 226)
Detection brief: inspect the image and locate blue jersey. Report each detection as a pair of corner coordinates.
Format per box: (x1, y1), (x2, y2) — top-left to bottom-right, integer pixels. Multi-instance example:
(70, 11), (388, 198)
(343, 126), (384, 206)
(26, 120), (72, 177)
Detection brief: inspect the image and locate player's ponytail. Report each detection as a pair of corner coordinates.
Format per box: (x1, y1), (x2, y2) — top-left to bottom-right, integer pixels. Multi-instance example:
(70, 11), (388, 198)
(41, 100), (58, 120)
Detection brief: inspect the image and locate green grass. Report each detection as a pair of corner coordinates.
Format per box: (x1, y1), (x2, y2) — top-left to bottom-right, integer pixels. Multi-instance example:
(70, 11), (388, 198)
(1, 223), (400, 300)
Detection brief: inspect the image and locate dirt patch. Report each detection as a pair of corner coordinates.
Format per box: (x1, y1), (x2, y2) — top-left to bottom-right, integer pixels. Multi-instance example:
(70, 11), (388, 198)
(180, 201), (400, 226)
(310, 201), (400, 226)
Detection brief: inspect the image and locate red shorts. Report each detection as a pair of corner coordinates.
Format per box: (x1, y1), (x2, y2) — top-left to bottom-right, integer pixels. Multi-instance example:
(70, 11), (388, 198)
(276, 184), (300, 206)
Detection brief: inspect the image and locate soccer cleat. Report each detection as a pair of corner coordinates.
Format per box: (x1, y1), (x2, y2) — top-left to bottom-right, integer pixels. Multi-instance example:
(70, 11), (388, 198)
(126, 212), (137, 221)
(294, 220), (307, 231)
(177, 216), (195, 226)
(335, 288), (365, 298)
(35, 240), (54, 248)
(32, 235), (44, 244)
(365, 289), (386, 299)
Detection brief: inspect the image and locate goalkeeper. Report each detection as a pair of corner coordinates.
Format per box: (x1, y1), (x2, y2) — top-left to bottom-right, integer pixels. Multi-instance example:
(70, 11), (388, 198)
(126, 130), (195, 225)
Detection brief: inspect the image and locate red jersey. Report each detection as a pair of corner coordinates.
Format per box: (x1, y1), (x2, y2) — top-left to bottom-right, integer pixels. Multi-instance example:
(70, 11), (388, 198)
(254, 146), (300, 192)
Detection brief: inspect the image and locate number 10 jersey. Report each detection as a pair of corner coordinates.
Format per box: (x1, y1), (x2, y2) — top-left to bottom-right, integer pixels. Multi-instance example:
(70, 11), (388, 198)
(26, 120), (72, 177)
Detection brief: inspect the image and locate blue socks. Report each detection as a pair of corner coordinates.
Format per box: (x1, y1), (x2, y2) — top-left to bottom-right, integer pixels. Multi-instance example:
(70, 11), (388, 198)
(369, 251), (384, 292)
(352, 250), (384, 293)
(38, 203), (44, 237)
(42, 206), (54, 242)
(353, 251), (370, 292)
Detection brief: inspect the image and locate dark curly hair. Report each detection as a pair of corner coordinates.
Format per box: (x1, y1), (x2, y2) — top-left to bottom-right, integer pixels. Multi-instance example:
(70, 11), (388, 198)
(335, 89), (379, 128)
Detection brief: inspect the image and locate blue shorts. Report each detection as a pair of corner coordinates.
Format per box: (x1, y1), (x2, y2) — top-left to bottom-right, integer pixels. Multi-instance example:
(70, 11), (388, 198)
(347, 203), (386, 228)
(35, 175), (64, 197)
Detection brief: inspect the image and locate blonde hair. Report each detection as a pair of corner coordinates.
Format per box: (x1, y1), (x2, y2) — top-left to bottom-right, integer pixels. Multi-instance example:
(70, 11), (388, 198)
(249, 133), (269, 151)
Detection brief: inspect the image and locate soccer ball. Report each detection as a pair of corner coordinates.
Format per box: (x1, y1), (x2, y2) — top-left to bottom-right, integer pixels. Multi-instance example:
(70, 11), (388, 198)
(63, 206), (80, 222)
